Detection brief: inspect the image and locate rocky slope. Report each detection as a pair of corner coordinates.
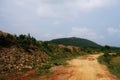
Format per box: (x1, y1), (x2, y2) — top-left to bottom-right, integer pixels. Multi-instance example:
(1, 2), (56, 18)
(0, 31), (82, 79)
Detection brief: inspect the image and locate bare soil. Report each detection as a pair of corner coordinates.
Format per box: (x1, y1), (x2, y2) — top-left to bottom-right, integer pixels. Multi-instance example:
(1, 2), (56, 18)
(36, 54), (120, 80)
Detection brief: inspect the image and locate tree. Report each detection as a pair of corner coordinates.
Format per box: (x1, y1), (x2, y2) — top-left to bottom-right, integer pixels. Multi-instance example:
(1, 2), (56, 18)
(0, 34), (5, 46)
(103, 45), (111, 64)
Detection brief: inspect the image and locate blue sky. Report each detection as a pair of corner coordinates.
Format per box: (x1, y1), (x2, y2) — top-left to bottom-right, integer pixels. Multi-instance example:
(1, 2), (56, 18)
(0, 0), (120, 47)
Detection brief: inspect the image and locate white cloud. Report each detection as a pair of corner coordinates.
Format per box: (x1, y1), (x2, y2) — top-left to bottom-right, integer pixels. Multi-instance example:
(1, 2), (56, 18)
(42, 0), (117, 18)
(71, 0), (115, 12)
(43, 27), (104, 40)
(14, 0), (25, 6)
(70, 27), (104, 40)
(12, 0), (116, 18)
(107, 27), (120, 34)
(43, 33), (63, 40)
(44, 33), (52, 37)
(52, 21), (60, 25)
(37, 6), (56, 17)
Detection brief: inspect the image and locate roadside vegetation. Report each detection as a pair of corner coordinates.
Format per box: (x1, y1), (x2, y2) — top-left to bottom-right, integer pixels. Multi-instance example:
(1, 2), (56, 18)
(0, 32), (86, 79)
(1, 31), (120, 79)
(36, 41), (86, 76)
(98, 45), (120, 78)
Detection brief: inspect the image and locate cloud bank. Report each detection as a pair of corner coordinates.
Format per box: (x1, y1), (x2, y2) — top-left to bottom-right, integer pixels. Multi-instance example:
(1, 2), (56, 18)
(70, 27), (104, 40)
(107, 27), (120, 35)
(6, 0), (116, 18)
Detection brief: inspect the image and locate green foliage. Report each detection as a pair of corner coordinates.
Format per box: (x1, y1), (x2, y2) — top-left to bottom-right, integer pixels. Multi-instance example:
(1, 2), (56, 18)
(98, 48), (120, 78)
(109, 63), (120, 77)
(48, 37), (101, 48)
(0, 34), (15, 47)
(0, 76), (7, 80)
(62, 48), (71, 52)
(36, 63), (52, 76)
(17, 34), (31, 51)
(0, 31), (92, 78)
(36, 50), (85, 76)
(0, 34), (6, 46)
(36, 40), (86, 76)
(98, 56), (120, 78)
(0, 33), (38, 51)
(21, 68), (30, 73)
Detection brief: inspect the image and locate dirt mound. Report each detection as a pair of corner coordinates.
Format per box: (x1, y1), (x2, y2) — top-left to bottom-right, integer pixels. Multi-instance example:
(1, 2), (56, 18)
(0, 46), (49, 78)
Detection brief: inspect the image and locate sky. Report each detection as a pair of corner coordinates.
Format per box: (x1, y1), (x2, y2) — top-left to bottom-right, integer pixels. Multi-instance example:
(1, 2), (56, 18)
(0, 0), (120, 47)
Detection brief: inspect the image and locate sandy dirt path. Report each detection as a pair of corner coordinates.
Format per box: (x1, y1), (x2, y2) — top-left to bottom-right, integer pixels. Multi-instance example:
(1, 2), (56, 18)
(37, 54), (119, 80)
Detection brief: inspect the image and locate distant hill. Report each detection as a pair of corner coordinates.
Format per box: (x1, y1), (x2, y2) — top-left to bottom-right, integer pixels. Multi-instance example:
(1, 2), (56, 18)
(49, 37), (101, 48)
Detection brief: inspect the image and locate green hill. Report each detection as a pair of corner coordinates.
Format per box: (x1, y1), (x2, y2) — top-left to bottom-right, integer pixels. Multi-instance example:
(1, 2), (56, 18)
(49, 37), (101, 48)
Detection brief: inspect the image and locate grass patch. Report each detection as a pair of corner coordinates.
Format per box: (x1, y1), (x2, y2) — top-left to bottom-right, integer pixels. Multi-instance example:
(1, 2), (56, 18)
(0, 76), (7, 80)
(109, 63), (120, 78)
(98, 55), (120, 78)
(36, 52), (86, 77)
(112, 56), (120, 63)
(36, 63), (52, 76)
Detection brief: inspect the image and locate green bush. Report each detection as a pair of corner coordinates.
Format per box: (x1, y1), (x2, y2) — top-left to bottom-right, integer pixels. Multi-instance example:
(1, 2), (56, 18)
(0, 76), (7, 80)
(36, 63), (51, 76)
(63, 48), (71, 52)
(98, 54), (120, 78)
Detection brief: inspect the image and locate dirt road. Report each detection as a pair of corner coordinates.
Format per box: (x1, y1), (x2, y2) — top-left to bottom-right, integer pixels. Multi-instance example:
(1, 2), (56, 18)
(37, 54), (119, 80)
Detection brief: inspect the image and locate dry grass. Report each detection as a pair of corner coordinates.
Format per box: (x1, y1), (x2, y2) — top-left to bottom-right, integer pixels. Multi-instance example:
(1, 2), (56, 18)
(112, 56), (120, 63)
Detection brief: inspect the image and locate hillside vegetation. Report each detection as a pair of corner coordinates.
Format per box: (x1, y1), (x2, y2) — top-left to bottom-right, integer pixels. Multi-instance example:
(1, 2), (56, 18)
(1, 31), (120, 80)
(49, 37), (101, 48)
(98, 46), (120, 78)
(0, 31), (85, 79)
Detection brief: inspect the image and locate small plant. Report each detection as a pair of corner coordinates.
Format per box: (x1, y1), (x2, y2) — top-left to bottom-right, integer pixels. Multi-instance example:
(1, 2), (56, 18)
(98, 49), (120, 78)
(0, 76), (7, 80)
(36, 63), (52, 76)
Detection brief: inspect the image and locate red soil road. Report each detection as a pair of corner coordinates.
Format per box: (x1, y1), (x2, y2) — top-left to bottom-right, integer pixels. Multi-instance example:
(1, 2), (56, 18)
(36, 54), (120, 80)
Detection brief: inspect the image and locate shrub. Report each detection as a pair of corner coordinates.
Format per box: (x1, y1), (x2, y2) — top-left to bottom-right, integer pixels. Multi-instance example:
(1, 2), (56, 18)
(0, 76), (7, 80)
